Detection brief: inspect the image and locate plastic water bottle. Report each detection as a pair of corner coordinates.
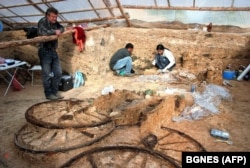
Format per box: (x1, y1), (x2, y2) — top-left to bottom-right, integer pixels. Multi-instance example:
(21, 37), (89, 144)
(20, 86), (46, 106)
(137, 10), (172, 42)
(210, 129), (229, 140)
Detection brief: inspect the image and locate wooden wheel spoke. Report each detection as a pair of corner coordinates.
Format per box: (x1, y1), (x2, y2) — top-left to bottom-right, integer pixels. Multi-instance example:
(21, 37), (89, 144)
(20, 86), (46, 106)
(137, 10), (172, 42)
(158, 132), (173, 141)
(124, 151), (138, 164)
(81, 131), (95, 138)
(60, 146), (181, 168)
(79, 111), (104, 121)
(95, 111), (110, 117)
(87, 154), (97, 168)
(140, 154), (147, 168)
(159, 148), (189, 152)
(26, 130), (51, 144)
(38, 111), (60, 120)
(158, 141), (190, 146)
(15, 121), (115, 153)
(25, 99), (99, 128)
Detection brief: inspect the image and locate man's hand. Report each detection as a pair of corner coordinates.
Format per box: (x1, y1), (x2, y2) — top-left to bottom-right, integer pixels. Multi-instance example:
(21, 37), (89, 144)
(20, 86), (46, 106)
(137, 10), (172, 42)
(55, 29), (62, 36)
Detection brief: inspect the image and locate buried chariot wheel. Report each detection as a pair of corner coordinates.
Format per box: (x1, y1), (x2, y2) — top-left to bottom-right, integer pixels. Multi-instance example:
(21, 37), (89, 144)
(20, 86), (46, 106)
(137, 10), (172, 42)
(15, 121), (115, 153)
(61, 146), (181, 168)
(25, 99), (112, 129)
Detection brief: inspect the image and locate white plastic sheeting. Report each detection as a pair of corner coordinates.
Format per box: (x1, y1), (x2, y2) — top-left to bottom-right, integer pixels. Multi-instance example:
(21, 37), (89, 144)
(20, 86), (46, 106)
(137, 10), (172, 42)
(126, 9), (250, 28)
(172, 84), (232, 122)
(0, 0), (249, 27)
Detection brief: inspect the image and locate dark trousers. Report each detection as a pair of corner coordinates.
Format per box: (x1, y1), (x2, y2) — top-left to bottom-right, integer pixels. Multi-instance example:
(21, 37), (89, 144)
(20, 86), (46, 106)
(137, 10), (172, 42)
(38, 48), (62, 97)
(155, 55), (175, 71)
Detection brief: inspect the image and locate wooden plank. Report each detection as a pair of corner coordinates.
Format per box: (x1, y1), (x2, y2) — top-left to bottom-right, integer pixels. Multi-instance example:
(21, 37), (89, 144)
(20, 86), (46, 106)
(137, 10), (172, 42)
(27, 0), (45, 14)
(122, 5), (250, 11)
(115, 0), (131, 27)
(154, 0), (158, 7)
(103, 0), (115, 17)
(9, 15), (124, 28)
(0, 24), (109, 49)
(88, 0), (101, 18)
(167, 0), (171, 7)
(4, 7), (30, 23)
(59, 15), (125, 24)
(0, 6), (118, 19)
(231, 0), (235, 8)
(0, 0), (61, 8)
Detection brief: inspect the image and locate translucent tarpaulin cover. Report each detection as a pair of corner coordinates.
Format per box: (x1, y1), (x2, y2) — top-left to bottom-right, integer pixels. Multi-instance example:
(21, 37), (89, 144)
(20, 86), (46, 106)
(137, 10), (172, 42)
(172, 84), (232, 122)
(0, 0), (249, 28)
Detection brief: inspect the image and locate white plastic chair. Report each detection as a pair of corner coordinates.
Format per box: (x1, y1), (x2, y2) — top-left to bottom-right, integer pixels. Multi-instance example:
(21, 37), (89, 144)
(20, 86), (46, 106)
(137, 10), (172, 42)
(29, 65), (42, 86)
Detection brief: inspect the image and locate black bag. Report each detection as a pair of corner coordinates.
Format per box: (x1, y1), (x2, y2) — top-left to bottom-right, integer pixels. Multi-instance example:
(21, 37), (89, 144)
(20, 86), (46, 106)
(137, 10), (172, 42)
(23, 27), (38, 39)
(59, 75), (73, 91)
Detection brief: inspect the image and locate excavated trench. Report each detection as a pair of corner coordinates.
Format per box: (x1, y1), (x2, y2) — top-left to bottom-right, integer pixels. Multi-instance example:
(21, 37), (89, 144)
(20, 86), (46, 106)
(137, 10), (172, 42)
(15, 90), (205, 167)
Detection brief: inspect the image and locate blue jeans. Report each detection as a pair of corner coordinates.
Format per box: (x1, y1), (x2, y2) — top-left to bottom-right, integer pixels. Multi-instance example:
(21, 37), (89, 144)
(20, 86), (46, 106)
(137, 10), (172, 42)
(155, 55), (175, 71)
(113, 56), (132, 74)
(38, 48), (62, 97)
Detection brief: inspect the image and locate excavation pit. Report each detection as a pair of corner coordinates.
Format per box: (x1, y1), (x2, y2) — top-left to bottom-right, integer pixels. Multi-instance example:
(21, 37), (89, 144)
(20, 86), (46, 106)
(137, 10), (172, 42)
(15, 90), (206, 167)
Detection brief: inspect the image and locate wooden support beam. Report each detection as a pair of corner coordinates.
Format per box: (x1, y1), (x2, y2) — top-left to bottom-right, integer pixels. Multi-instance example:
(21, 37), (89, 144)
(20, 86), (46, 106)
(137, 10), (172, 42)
(0, 6), (118, 19)
(115, 0), (131, 27)
(27, 0), (45, 14)
(0, 0), (62, 9)
(0, 24), (109, 49)
(9, 15), (124, 28)
(4, 7), (30, 23)
(167, 0), (171, 7)
(103, 0), (115, 17)
(88, 0), (101, 19)
(193, 0), (195, 8)
(154, 0), (158, 7)
(61, 15), (124, 24)
(122, 5), (250, 11)
(231, 0), (235, 8)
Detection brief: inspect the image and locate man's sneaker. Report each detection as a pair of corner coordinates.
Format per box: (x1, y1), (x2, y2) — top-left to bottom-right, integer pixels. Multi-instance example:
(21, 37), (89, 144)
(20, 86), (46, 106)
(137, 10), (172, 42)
(55, 93), (64, 99)
(124, 73), (135, 77)
(119, 71), (126, 76)
(46, 94), (59, 100)
(113, 70), (125, 76)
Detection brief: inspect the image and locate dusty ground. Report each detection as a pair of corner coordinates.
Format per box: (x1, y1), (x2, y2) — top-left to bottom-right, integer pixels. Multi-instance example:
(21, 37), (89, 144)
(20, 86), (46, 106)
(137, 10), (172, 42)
(0, 70), (249, 167)
(0, 25), (249, 167)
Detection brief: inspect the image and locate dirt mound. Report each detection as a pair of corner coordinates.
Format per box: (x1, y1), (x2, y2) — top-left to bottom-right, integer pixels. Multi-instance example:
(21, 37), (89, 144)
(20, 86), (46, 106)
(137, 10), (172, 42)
(14, 90), (205, 167)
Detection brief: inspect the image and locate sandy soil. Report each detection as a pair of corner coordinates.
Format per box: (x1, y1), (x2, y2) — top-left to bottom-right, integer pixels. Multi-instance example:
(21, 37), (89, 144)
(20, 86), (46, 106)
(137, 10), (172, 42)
(0, 69), (249, 167)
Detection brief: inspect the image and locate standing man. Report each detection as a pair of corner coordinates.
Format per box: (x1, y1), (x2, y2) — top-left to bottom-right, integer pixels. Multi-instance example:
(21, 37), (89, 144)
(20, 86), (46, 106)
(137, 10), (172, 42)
(38, 7), (64, 100)
(109, 43), (135, 76)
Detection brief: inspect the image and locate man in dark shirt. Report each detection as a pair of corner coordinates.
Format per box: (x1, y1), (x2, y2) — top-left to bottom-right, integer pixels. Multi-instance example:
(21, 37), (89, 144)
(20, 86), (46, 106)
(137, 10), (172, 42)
(109, 43), (134, 76)
(38, 7), (64, 100)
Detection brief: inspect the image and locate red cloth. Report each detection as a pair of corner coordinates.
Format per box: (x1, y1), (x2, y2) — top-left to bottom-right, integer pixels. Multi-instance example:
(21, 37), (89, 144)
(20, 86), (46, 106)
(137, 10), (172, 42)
(12, 75), (22, 91)
(72, 27), (86, 44)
